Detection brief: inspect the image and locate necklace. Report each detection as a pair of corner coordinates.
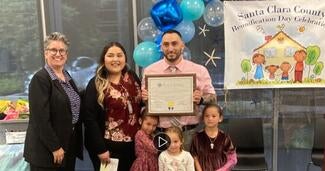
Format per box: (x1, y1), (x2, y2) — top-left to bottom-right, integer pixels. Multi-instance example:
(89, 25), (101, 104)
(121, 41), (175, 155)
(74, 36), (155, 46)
(209, 136), (217, 149)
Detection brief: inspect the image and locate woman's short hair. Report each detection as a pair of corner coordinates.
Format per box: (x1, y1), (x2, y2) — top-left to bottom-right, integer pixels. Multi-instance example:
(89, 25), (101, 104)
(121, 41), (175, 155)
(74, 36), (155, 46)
(44, 32), (70, 50)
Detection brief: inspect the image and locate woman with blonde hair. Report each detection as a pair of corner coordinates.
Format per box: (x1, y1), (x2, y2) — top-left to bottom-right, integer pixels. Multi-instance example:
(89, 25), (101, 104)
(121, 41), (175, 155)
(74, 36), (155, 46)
(83, 42), (142, 171)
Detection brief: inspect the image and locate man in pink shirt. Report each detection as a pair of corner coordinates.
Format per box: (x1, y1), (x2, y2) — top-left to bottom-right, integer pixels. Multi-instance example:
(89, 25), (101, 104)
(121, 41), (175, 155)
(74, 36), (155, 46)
(141, 30), (216, 150)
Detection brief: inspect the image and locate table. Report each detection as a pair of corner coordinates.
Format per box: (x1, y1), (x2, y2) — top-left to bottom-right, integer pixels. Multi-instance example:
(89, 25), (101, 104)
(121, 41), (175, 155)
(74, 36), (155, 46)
(0, 144), (29, 171)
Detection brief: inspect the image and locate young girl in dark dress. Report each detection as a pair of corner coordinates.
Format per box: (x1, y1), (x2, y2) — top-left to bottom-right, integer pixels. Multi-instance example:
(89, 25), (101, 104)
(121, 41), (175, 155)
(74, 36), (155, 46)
(190, 104), (237, 171)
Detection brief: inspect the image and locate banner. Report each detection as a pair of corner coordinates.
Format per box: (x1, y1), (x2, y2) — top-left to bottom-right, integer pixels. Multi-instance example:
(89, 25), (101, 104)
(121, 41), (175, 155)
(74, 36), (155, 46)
(224, 0), (325, 89)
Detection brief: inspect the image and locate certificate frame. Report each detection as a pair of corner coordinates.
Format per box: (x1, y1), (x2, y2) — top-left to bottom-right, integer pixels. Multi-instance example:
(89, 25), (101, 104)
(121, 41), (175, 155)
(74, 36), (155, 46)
(145, 73), (196, 116)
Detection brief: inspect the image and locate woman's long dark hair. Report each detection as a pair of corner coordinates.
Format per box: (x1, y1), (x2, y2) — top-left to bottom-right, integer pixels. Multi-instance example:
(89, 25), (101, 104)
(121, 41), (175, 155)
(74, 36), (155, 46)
(95, 42), (130, 108)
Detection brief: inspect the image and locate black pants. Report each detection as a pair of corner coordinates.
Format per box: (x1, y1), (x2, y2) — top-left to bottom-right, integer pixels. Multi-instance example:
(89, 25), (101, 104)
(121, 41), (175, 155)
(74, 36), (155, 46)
(88, 140), (135, 171)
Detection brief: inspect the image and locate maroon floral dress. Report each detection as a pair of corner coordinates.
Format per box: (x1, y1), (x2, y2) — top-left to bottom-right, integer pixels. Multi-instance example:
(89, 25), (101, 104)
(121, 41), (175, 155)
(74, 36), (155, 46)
(103, 72), (141, 142)
(130, 129), (159, 171)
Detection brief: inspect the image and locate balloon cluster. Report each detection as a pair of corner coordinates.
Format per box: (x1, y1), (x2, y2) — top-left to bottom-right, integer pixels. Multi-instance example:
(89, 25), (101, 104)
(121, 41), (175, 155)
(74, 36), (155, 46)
(133, 0), (224, 67)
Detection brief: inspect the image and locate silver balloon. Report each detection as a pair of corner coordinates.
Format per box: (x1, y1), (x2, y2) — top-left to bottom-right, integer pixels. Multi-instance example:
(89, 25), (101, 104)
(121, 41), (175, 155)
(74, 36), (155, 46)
(137, 17), (161, 41)
(203, 0), (224, 27)
(183, 46), (191, 60)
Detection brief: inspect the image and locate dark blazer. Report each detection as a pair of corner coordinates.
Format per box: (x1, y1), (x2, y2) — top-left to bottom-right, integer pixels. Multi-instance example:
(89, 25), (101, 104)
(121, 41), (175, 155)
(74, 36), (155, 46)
(24, 68), (83, 168)
(83, 77), (107, 155)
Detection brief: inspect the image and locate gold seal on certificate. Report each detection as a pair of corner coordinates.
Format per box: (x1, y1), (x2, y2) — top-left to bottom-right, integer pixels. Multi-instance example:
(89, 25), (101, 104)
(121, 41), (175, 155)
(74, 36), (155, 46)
(145, 74), (196, 115)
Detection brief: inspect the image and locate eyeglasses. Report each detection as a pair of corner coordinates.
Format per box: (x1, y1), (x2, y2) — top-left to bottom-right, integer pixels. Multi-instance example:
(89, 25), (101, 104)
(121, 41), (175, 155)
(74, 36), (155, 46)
(46, 48), (67, 55)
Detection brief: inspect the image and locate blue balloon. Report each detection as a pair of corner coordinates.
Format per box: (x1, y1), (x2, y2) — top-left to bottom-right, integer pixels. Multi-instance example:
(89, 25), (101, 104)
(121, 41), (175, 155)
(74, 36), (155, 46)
(203, 0), (213, 3)
(174, 20), (195, 43)
(150, 0), (183, 31)
(154, 32), (163, 53)
(133, 41), (162, 67)
(183, 46), (191, 60)
(180, 0), (205, 21)
(154, 32), (163, 45)
(204, 0), (224, 27)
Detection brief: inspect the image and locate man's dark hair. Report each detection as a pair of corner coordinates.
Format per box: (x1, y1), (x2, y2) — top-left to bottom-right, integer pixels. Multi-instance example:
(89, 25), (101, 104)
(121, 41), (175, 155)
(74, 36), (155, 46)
(161, 29), (182, 39)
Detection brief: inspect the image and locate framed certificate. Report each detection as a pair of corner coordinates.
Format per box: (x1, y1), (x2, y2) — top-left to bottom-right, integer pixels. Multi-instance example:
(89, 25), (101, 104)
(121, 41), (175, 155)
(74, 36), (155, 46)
(145, 74), (196, 115)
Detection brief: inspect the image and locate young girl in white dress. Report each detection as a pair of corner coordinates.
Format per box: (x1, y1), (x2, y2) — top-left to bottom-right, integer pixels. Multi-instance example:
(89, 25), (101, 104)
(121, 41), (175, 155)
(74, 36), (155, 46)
(158, 126), (194, 171)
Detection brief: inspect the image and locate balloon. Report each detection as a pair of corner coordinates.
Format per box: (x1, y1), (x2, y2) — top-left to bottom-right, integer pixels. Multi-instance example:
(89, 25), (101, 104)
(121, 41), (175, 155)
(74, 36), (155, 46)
(180, 0), (205, 21)
(133, 41), (162, 67)
(204, 0), (224, 27)
(137, 17), (162, 41)
(154, 32), (163, 53)
(152, 0), (182, 3)
(154, 32), (163, 45)
(183, 46), (191, 60)
(203, 0), (213, 3)
(174, 20), (195, 43)
(150, 0), (183, 31)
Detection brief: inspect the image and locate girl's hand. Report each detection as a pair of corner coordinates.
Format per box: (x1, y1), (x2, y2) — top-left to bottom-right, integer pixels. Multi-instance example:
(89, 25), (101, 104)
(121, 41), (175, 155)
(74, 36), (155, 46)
(98, 151), (111, 166)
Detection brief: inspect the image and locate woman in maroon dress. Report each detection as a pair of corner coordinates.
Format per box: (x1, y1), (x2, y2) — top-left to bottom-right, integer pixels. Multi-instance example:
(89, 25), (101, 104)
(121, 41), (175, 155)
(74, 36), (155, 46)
(83, 42), (142, 171)
(190, 104), (237, 171)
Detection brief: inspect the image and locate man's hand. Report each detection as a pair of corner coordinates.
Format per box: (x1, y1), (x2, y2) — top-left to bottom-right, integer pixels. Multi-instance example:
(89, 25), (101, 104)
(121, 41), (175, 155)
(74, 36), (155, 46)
(141, 89), (148, 101)
(194, 90), (217, 105)
(52, 147), (65, 164)
(202, 93), (217, 104)
(193, 89), (203, 104)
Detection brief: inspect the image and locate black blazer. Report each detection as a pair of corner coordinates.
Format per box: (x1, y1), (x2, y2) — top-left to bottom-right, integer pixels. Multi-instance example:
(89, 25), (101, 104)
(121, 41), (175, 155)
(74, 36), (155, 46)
(83, 77), (107, 155)
(24, 68), (83, 168)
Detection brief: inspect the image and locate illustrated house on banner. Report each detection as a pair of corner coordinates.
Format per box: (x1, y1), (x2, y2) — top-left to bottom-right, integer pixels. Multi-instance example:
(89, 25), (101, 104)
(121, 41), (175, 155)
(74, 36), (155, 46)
(253, 30), (306, 66)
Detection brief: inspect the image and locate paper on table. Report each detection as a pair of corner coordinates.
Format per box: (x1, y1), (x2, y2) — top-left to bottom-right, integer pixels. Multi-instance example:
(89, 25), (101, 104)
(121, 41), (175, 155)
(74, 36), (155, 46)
(100, 158), (119, 171)
(5, 131), (26, 144)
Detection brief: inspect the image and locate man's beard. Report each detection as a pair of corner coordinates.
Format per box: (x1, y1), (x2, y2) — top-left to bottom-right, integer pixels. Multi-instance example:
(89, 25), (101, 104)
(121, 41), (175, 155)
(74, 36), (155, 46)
(165, 52), (181, 63)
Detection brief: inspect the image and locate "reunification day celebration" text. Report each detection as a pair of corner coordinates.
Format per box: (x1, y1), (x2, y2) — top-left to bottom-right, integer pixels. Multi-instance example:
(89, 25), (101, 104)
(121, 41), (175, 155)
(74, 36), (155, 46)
(232, 5), (325, 32)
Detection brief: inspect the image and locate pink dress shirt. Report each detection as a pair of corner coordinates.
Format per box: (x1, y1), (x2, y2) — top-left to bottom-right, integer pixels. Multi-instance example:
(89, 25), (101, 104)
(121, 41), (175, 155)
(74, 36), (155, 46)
(142, 58), (215, 128)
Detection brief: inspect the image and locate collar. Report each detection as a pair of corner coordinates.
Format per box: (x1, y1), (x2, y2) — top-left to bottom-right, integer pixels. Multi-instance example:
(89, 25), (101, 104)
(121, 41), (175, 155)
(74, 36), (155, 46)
(44, 64), (71, 82)
(162, 57), (186, 72)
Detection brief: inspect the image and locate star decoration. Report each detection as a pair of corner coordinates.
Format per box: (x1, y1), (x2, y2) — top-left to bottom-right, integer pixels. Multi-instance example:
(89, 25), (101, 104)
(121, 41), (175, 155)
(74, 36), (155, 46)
(198, 24), (210, 37)
(204, 49), (221, 67)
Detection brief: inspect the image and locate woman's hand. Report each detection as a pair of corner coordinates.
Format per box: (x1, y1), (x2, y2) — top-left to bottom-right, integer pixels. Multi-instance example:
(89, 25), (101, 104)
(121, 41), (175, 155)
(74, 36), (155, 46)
(98, 151), (111, 166)
(52, 147), (65, 164)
